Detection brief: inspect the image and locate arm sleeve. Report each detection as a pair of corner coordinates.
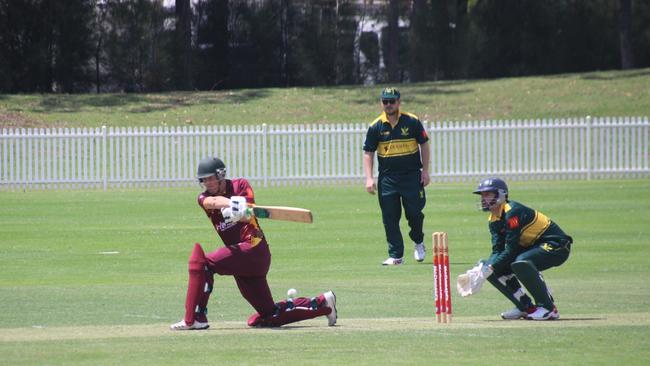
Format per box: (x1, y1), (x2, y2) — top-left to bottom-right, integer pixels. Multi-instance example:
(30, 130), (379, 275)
(197, 193), (211, 216)
(415, 119), (429, 144)
(487, 209), (524, 273)
(490, 225), (504, 255)
(363, 124), (378, 152)
(235, 179), (256, 204)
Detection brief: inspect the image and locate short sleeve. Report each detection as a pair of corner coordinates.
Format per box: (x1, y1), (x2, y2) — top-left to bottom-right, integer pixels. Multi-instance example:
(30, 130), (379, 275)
(363, 124), (378, 152)
(234, 179), (256, 204)
(414, 119), (429, 144)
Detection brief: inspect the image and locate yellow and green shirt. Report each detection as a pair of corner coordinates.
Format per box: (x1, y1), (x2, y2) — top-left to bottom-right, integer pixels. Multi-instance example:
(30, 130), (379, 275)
(363, 111), (429, 174)
(486, 200), (571, 273)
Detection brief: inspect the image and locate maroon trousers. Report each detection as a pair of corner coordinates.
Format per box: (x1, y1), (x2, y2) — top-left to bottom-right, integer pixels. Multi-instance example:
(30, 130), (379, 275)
(183, 242), (330, 327)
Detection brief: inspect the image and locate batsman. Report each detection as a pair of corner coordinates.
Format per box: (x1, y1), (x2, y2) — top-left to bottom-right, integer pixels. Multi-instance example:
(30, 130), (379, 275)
(457, 178), (572, 320)
(170, 157), (337, 330)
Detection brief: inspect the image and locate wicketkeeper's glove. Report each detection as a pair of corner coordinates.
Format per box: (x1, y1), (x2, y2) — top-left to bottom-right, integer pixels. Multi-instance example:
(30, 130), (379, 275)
(457, 262), (493, 297)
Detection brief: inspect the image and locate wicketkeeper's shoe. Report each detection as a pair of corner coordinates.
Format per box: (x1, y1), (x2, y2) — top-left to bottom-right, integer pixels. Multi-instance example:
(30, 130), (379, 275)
(527, 305), (559, 321)
(501, 306), (535, 320)
(414, 242), (426, 262)
(169, 319), (210, 330)
(382, 257), (403, 266)
(323, 291), (337, 326)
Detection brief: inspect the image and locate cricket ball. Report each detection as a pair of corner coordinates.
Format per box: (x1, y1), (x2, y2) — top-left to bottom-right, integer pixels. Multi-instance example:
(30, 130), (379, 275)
(287, 288), (298, 298)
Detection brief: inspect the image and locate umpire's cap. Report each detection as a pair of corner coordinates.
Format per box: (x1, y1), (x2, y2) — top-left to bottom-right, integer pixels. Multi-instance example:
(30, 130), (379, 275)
(381, 87), (400, 99)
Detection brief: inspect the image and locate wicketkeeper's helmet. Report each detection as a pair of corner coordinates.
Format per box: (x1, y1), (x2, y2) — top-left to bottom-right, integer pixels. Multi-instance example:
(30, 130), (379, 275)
(473, 177), (508, 211)
(197, 157), (226, 181)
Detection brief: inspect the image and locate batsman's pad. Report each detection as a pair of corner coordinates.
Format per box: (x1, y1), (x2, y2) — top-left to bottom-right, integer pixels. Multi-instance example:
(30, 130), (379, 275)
(189, 243), (207, 271)
(184, 243), (211, 325)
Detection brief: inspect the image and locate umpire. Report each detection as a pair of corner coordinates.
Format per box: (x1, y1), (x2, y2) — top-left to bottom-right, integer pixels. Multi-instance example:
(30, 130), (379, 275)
(363, 87), (430, 265)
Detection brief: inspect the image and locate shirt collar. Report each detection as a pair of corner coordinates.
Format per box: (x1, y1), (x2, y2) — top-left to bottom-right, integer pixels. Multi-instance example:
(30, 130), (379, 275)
(379, 110), (401, 123)
(489, 202), (509, 222)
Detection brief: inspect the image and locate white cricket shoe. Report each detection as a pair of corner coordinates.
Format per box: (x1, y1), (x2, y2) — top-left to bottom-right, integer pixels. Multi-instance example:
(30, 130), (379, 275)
(169, 319), (210, 330)
(527, 305), (559, 321)
(414, 242), (426, 262)
(500, 307), (531, 320)
(382, 257), (403, 266)
(323, 291), (337, 326)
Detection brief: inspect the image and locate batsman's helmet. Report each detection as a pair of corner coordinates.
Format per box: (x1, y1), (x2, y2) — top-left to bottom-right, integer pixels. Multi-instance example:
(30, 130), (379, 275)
(473, 177), (508, 211)
(197, 157), (226, 181)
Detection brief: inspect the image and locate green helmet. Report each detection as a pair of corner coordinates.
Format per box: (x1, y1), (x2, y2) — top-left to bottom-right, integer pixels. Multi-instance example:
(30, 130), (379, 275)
(197, 157), (226, 181)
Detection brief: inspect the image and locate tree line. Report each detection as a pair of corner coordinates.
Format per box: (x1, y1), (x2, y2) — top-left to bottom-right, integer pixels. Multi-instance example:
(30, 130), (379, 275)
(0, 0), (648, 93)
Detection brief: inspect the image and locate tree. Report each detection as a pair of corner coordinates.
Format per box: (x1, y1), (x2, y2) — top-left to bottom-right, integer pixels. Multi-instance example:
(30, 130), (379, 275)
(619, 0), (634, 69)
(0, 0), (93, 92)
(92, 1), (109, 93)
(174, 0), (193, 89)
(408, 0), (434, 82)
(104, 0), (172, 92)
(384, 0), (400, 82)
(51, 0), (95, 92)
(194, 0), (229, 89)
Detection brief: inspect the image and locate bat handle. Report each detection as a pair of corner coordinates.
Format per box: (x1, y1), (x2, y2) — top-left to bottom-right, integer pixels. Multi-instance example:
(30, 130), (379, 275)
(244, 207), (254, 219)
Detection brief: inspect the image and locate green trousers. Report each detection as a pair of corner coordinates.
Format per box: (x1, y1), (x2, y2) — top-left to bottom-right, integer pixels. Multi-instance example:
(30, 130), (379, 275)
(490, 238), (572, 308)
(377, 170), (426, 259)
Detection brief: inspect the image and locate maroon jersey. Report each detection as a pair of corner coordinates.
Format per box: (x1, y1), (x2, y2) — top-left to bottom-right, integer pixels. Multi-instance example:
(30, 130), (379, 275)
(197, 178), (266, 247)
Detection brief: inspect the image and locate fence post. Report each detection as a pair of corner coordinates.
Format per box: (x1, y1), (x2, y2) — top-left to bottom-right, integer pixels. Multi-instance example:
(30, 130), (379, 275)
(586, 116), (592, 180)
(262, 123), (268, 188)
(102, 125), (107, 191)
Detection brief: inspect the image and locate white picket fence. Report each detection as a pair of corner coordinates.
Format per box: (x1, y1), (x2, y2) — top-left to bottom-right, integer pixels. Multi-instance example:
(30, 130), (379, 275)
(1, 117), (648, 191)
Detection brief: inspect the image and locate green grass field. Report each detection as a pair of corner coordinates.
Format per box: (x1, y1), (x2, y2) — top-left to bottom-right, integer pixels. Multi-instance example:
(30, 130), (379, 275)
(1, 180), (649, 365)
(2, 68), (649, 127)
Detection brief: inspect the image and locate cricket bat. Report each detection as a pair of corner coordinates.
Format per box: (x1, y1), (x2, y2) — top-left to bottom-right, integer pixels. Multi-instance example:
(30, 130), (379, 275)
(246, 205), (313, 223)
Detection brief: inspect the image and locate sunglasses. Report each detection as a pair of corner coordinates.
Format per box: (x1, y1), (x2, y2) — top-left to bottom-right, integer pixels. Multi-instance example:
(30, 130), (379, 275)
(382, 99), (397, 105)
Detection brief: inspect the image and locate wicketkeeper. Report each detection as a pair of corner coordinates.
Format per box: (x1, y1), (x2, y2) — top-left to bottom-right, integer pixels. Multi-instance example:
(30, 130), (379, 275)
(457, 178), (572, 320)
(170, 157), (337, 330)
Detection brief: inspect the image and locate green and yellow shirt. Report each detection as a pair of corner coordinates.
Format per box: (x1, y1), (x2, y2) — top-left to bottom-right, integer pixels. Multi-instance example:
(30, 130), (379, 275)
(363, 111), (429, 174)
(486, 200), (571, 273)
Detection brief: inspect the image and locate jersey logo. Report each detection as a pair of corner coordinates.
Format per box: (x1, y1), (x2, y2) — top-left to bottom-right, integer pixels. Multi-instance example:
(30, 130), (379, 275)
(401, 127), (409, 136)
(507, 216), (520, 229)
(217, 221), (237, 231)
(381, 131), (390, 136)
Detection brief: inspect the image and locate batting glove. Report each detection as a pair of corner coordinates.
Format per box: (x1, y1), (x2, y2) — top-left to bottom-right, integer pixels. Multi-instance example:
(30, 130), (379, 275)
(230, 196), (247, 213)
(221, 206), (244, 224)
